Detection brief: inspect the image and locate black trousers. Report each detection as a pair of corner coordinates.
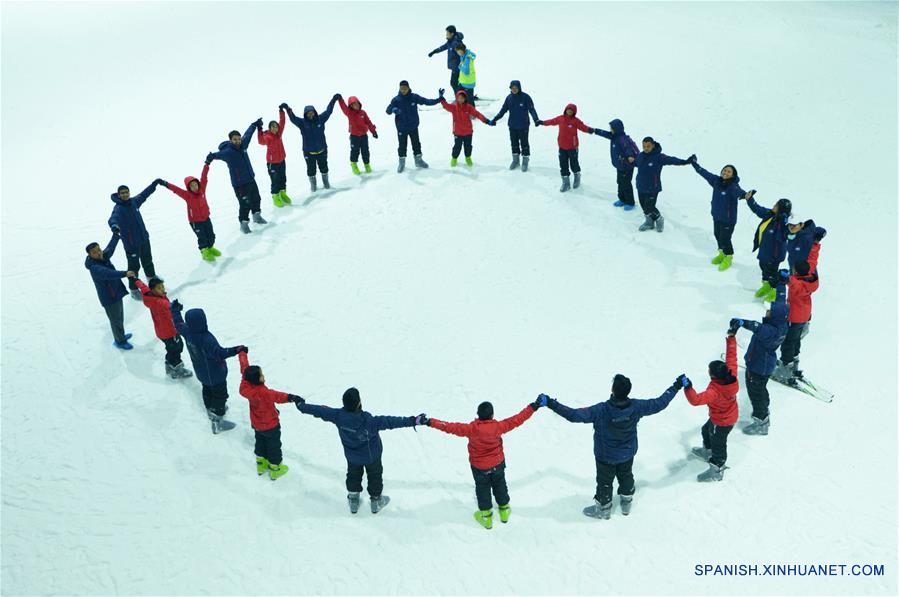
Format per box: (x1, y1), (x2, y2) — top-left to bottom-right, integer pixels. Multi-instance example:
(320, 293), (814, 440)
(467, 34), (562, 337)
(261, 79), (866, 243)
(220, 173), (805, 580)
(462, 87), (476, 107)
(346, 458), (384, 497)
(638, 192), (661, 219)
(190, 219), (216, 250)
(745, 370), (771, 420)
(595, 458), (635, 506)
(255, 426), (283, 465)
(202, 382), (229, 417)
(350, 135), (370, 163)
(509, 128), (530, 156)
(234, 181), (262, 222)
(701, 420), (733, 467)
(780, 322), (807, 364)
(558, 148), (580, 176)
(759, 260), (780, 286)
(267, 161), (286, 195)
(103, 299), (126, 344)
(304, 150), (329, 176)
(397, 128), (422, 158)
(125, 241), (155, 289)
(450, 70), (460, 94)
(162, 335), (183, 367)
(452, 135), (473, 158)
(471, 461), (510, 511)
(616, 168), (635, 205)
(714, 220), (735, 255)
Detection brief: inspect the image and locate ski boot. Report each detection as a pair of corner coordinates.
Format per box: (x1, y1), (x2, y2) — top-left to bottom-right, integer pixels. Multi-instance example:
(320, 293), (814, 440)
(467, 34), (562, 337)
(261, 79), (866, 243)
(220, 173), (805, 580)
(638, 216), (655, 231)
(474, 509), (493, 529)
(130, 288), (142, 301)
(655, 215), (665, 233)
(620, 495), (633, 516)
(697, 463), (725, 482)
(465, 156), (473, 167)
(279, 190), (292, 205)
(370, 495), (390, 514)
(166, 363), (193, 379)
(764, 286), (777, 303)
(743, 416), (770, 436)
(691, 446), (712, 461)
(351, 162), (361, 175)
(572, 172), (581, 189)
(208, 246), (222, 257)
(623, 204), (635, 211)
(364, 163), (372, 173)
(252, 212), (267, 225)
(208, 410), (236, 435)
(754, 281), (772, 298)
(521, 156), (529, 172)
(256, 456), (270, 476)
(309, 176), (317, 192)
(113, 340), (134, 350)
(414, 154), (429, 169)
(509, 154), (520, 170)
(240, 221), (252, 234)
(791, 359), (805, 381)
(272, 193), (284, 208)
(583, 499), (612, 520)
(397, 157), (406, 173)
(201, 248), (216, 262)
(718, 254), (733, 271)
(711, 250), (725, 265)
(450, 157), (458, 167)
(347, 492), (361, 514)
(124, 333), (132, 340)
(268, 462), (289, 480)
(560, 176), (571, 192)
(322, 174), (331, 189)
(499, 504), (511, 523)
(613, 200), (626, 207)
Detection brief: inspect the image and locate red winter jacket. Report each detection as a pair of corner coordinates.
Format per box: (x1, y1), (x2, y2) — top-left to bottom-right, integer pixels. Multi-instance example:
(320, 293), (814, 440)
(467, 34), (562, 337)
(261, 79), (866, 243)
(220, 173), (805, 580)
(134, 279), (177, 340)
(685, 335), (740, 426)
(788, 243), (821, 324)
(238, 352), (290, 431)
(429, 404), (535, 470)
(162, 164), (211, 223)
(541, 103), (593, 150)
(338, 96), (377, 137)
(257, 110), (286, 164)
(439, 91), (488, 137)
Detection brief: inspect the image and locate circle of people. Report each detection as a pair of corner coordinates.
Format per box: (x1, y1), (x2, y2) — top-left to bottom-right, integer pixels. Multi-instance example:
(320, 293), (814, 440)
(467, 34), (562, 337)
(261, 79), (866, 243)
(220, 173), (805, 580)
(83, 24), (829, 527)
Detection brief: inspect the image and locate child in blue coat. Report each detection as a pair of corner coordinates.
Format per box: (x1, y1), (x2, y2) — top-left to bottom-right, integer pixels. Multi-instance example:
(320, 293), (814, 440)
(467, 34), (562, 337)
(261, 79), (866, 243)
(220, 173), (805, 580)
(741, 192), (792, 301)
(627, 137), (692, 233)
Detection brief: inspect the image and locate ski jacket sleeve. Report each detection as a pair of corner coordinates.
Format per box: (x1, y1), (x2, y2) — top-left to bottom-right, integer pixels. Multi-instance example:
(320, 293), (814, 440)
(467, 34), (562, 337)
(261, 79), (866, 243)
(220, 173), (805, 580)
(362, 110), (376, 134)
(88, 261), (128, 281)
(277, 109), (285, 137)
(132, 180), (158, 209)
(257, 128), (267, 146)
(594, 128), (613, 140)
(320, 96), (338, 123)
(439, 98), (453, 112)
(692, 163), (718, 186)
(298, 403), (340, 424)
(102, 233), (120, 259)
(746, 197), (773, 220)
(287, 109), (304, 129)
(741, 319), (762, 334)
(725, 335), (738, 377)
(459, 54), (472, 75)
(163, 181), (190, 200)
(200, 163), (210, 192)
(807, 243), (821, 274)
(133, 279), (150, 296)
(337, 96), (350, 116)
(203, 337), (239, 361)
(238, 351), (249, 375)
(371, 414), (415, 431)
(493, 97), (510, 122)
(386, 98), (398, 115)
(634, 386), (678, 416)
(540, 115), (563, 127)
(431, 40), (451, 54)
(527, 95), (540, 124)
(496, 404), (536, 434)
(428, 418), (475, 437)
(418, 94), (441, 107)
(469, 105), (489, 124)
(241, 123), (256, 148)
(574, 118), (592, 134)
(548, 399), (600, 423)
(660, 153), (690, 166)
(171, 306), (188, 336)
(684, 385), (711, 406)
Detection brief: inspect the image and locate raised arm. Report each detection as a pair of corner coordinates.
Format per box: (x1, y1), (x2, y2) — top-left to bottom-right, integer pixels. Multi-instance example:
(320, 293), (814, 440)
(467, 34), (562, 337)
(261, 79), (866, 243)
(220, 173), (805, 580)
(132, 180), (160, 208)
(692, 162), (718, 186)
(297, 403), (341, 424)
(241, 123), (255, 148)
(540, 115), (563, 128)
(807, 242), (821, 274)
(417, 93), (442, 107)
(161, 180), (190, 200)
(745, 196), (773, 219)
(594, 128), (613, 140)
(635, 385), (679, 416)
(287, 108), (304, 128)
(320, 95), (339, 122)
(430, 40), (451, 55)
(88, 260), (129, 281)
(428, 418), (475, 437)
(204, 337), (240, 361)
(574, 118), (593, 134)
(199, 162), (210, 192)
(171, 304), (188, 336)
(371, 414), (416, 431)
(133, 279), (149, 295)
(337, 95), (350, 116)
(277, 109), (286, 137)
(547, 399), (600, 423)
(102, 233), (120, 259)
(496, 404), (536, 434)
(725, 334), (738, 377)
(439, 97), (453, 112)
(660, 153), (690, 166)
(238, 351), (249, 375)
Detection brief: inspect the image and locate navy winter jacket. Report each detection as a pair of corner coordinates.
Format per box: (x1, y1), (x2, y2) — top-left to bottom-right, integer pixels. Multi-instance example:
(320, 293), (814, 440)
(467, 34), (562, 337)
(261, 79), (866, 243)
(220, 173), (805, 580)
(549, 386), (678, 464)
(633, 142), (690, 194)
(492, 81), (540, 130)
(287, 98), (338, 154)
(594, 119), (637, 171)
(211, 124), (256, 188)
(386, 90), (441, 132)
(85, 234), (129, 307)
(107, 181), (158, 252)
(787, 219), (818, 269)
(692, 163), (745, 226)
(298, 403), (415, 465)
(742, 284), (790, 376)
(431, 31), (464, 70)
(172, 308), (239, 386)
(747, 197), (790, 264)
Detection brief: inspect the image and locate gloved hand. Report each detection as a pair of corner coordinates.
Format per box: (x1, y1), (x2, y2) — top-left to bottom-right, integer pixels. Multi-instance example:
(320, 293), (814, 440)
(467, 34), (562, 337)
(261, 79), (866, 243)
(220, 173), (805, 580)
(287, 394), (305, 405)
(253, 117), (263, 128)
(530, 393), (550, 410)
(488, 120), (496, 127)
(688, 154), (697, 164)
(332, 93), (341, 101)
(742, 189), (757, 200)
(535, 119), (543, 126)
(677, 374), (692, 390)
(778, 268), (791, 282)
(414, 413), (429, 426)
(279, 103), (289, 111)
(814, 227), (827, 241)
(205, 152), (215, 165)
(728, 318), (743, 335)
(438, 88), (445, 97)
(428, 50), (436, 57)
(371, 131), (378, 139)
(154, 178), (165, 186)
(236, 345), (248, 354)
(672, 375), (685, 390)
(171, 299), (184, 312)
(110, 224), (121, 236)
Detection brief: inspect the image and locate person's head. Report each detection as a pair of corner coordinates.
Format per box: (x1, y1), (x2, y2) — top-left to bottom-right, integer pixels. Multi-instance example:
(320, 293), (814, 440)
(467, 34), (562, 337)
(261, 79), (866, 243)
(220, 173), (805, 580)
(445, 25), (456, 40)
(773, 198), (792, 216)
(794, 260), (811, 276)
(350, 101), (360, 111)
(708, 360), (736, 383)
(565, 107), (574, 116)
(642, 137), (656, 152)
(477, 401), (494, 421)
(188, 179), (200, 193)
(455, 43), (466, 56)
(305, 108), (316, 120)
(243, 365), (264, 386)
(117, 185), (131, 201)
(720, 164), (738, 180)
(228, 130), (241, 147)
(343, 387), (361, 412)
(456, 89), (467, 104)
(609, 119), (624, 134)
(787, 221), (806, 234)
(268, 120), (279, 134)
(399, 80), (410, 95)
(510, 81), (520, 94)
(611, 374), (632, 399)
(85, 242), (103, 260)
(148, 276), (166, 296)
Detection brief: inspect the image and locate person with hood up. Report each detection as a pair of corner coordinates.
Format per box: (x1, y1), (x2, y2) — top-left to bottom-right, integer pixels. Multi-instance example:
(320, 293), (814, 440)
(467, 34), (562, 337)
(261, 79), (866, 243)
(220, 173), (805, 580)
(729, 274), (790, 437)
(740, 192), (792, 302)
(296, 388), (426, 515)
(107, 178), (162, 299)
(159, 159), (220, 262)
(544, 375), (684, 519)
(133, 276), (192, 379)
(538, 103), (599, 192)
(208, 120), (268, 234)
(593, 119), (639, 209)
(439, 89), (492, 167)
(626, 137), (692, 232)
(385, 80), (442, 172)
(689, 158), (752, 271)
(337, 95), (378, 175)
(778, 229), (825, 382)
(455, 43), (478, 107)
(683, 329), (740, 482)
(171, 303), (246, 434)
(258, 106), (292, 208)
(84, 234), (136, 349)
(428, 25), (465, 94)
(490, 80), (541, 171)
(286, 95), (339, 192)
(427, 398), (541, 530)
(786, 219), (826, 270)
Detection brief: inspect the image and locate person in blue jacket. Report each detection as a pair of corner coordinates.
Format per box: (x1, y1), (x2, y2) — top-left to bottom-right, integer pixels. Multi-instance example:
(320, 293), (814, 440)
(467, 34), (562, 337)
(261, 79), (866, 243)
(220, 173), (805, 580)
(787, 219), (826, 269)
(296, 387), (426, 515)
(689, 157), (752, 272)
(386, 80), (442, 172)
(544, 374), (684, 520)
(108, 179), (162, 299)
(740, 191), (792, 301)
(208, 119), (267, 234)
(286, 95), (339, 192)
(729, 276), (789, 437)
(427, 25), (464, 94)
(490, 80), (540, 171)
(171, 304), (246, 434)
(593, 119), (639, 209)
(85, 233), (136, 349)
(627, 137), (693, 233)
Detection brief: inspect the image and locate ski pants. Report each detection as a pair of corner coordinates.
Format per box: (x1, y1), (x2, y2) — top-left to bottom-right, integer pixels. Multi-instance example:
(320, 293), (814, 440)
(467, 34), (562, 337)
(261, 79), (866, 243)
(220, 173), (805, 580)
(714, 220), (735, 255)
(461, 86), (476, 107)
(103, 299), (126, 344)
(701, 420), (733, 467)
(758, 260), (781, 287)
(202, 382), (229, 417)
(558, 148), (580, 177)
(304, 150), (329, 177)
(638, 192), (661, 220)
(254, 425), (283, 465)
(450, 69), (460, 94)
(471, 460), (510, 511)
(780, 321), (808, 364)
(509, 128), (530, 156)
(616, 168), (636, 206)
(397, 128), (422, 158)
(452, 134), (473, 159)
(745, 370), (771, 420)
(162, 335), (184, 367)
(595, 458), (635, 506)
(234, 181), (262, 222)
(350, 135), (370, 164)
(190, 219), (216, 250)
(125, 241), (155, 290)
(346, 457), (383, 497)
(267, 161), (287, 195)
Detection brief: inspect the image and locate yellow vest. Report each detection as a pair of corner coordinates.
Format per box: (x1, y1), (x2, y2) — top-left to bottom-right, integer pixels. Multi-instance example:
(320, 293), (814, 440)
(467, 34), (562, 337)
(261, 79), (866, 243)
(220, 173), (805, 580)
(459, 52), (476, 86)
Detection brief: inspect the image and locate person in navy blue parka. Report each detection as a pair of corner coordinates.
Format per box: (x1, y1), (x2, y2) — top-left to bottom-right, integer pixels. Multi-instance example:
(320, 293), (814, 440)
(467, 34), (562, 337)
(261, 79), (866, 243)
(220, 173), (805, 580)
(386, 81), (442, 172)
(628, 137), (692, 233)
(209, 120), (267, 233)
(741, 192), (792, 301)
(594, 119), (639, 209)
(108, 179), (161, 297)
(787, 219), (826, 269)
(286, 95), (339, 192)
(689, 158), (751, 271)
(85, 233), (136, 349)
(297, 387), (426, 514)
(544, 374), (684, 519)
(490, 80), (540, 171)
(428, 25), (465, 93)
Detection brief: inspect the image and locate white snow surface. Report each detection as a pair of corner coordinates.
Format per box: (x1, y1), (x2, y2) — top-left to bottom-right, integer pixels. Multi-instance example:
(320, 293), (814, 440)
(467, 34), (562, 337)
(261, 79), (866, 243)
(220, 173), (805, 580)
(2, 2), (897, 595)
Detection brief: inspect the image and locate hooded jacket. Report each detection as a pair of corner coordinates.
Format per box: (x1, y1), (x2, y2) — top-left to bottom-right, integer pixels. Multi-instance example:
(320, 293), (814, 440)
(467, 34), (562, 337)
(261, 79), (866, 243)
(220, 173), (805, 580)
(162, 164), (210, 223)
(787, 243), (821, 324)
(747, 197), (790, 264)
(633, 142), (690, 194)
(338, 96), (377, 137)
(172, 307), (240, 386)
(439, 91), (488, 136)
(492, 81), (540, 130)
(684, 336), (740, 426)
(787, 219), (819, 269)
(541, 104), (593, 150)
(238, 352), (290, 431)
(210, 123), (256, 188)
(691, 162), (745, 226)
(431, 31), (465, 70)
(594, 118), (638, 171)
(297, 403), (416, 465)
(385, 87), (441, 132)
(134, 279), (176, 340)
(107, 180), (159, 252)
(257, 110), (287, 164)
(741, 284), (790, 376)
(85, 234), (129, 307)
(429, 405), (535, 470)
(287, 98), (338, 154)
(458, 49), (477, 88)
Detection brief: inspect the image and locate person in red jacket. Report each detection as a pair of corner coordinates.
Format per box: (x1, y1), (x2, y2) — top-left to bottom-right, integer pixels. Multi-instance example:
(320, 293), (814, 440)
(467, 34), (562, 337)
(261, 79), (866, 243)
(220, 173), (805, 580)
(160, 159), (220, 262)
(133, 277), (193, 379)
(427, 398), (540, 529)
(238, 348), (304, 480)
(439, 89), (493, 167)
(260, 106), (292, 208)
(538, 103), (598, 192)
(683, 329), (740, 482)
(337, 95), (378, 175)
(779, 235), (824, 381)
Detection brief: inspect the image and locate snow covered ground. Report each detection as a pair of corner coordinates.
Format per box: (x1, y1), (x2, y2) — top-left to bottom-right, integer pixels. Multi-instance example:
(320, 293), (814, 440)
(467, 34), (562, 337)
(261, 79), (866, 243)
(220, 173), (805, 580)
(2, 2), (897, 595)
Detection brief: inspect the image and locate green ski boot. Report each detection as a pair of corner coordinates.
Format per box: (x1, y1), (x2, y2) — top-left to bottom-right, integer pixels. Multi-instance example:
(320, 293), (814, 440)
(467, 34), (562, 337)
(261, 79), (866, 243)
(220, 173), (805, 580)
(718, 254), (733, 271)
(208, 246), (222, 257)
(351, 162), (361, 175)
(754, 281), (772, 298)
(256, 456), (270, 476)
(279, 190), (292, 205)
(450, 157), (458, 167)
(711, 250), (725, 265)
(465, 156), (473, 166)
(474, 509), (493, 529)
(272, 193), (284, 208)
(499, 504), (511, 523)
(764, 287), (778, 302)
(364, 163), (372, 173)
(201, 248), (216, 262)
(268, 463), (289, 480)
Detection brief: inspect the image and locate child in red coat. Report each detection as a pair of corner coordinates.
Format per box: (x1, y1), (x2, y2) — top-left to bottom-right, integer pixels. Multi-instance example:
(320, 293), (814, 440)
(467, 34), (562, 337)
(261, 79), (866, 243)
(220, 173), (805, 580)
(780, 231), (825, 379)
(160, 160), (219, 262)
(439, 89), (492, 167)
(258, 106), (292, 207)
(538, 103), (598, 192)
(427, 398), (540, 529)
(134, 277), (193, 379)
(238, 349), (303, 480)
(337, 95), (378, 174)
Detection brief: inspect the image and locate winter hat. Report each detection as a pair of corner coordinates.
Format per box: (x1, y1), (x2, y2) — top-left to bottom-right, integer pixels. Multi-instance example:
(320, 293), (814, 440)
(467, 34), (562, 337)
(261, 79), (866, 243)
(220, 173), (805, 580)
(612, 374), (632, 399)
(609, 118), (624, 133)
(795, 260), (811, 276)
(343, 387), (361, 411)
(147, 276), (165, 289)
(509, 80), (521, 90)
(117, 184), (129, 192)
(243, 365), (262, 385)
(708, 360), (735, 383)
(85, 242), (100, 254)
(477, 401), (494, 420)
(775, 198), (792, 216)
(399, 80), (410, 88)
(446, 25), (457, 33)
